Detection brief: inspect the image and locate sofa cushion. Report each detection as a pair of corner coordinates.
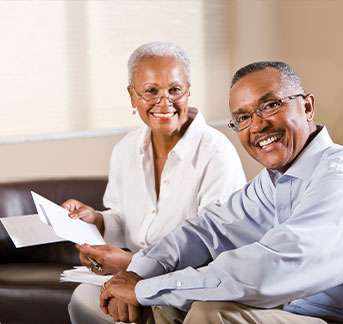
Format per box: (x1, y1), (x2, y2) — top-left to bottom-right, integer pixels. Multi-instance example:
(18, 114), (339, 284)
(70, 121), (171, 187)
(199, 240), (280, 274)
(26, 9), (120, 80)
(0, 263), (78, 323)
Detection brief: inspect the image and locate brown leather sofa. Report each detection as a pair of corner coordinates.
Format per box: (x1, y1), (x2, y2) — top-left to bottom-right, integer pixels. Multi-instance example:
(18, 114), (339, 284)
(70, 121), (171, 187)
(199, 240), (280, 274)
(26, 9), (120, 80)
(0, 177), (107, 324)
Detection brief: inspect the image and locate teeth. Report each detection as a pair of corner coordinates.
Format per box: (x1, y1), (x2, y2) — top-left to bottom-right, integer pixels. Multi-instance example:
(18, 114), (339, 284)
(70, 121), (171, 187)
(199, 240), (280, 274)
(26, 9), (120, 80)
(152, 112), (175, 118)
(259, 135), (282, 148)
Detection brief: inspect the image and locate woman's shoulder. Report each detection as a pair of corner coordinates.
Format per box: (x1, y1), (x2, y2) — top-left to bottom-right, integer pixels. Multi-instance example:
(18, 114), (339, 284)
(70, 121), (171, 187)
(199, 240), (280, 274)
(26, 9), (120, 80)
(201, 124), (237, 153)
(189, 107), (233, 146)
(111, 126), (148, 154)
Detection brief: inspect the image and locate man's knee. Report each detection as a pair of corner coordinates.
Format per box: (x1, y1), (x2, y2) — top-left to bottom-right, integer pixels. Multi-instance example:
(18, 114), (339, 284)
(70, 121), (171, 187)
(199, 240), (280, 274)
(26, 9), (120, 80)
(184, 301), (238, 324)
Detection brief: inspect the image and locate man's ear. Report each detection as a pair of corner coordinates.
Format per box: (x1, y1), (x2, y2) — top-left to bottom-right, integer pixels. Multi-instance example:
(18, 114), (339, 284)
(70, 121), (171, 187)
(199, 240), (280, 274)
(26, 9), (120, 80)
(127, 85), (137, 108)
(304, 93), (315, 122)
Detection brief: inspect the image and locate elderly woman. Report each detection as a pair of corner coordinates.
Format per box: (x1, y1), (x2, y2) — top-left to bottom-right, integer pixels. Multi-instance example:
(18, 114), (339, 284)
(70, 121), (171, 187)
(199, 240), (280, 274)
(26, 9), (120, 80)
(63, 41), (246, 324)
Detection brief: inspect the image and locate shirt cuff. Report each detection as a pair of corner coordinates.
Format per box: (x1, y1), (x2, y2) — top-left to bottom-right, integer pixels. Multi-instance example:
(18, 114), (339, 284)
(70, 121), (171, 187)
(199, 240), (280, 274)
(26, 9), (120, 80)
(135, 277), (166, 306)
(134, 266), (221, 307)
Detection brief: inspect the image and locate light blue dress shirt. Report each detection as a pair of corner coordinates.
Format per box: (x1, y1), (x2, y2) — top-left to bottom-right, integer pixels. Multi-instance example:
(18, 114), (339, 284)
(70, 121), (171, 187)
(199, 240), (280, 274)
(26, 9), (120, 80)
(127, 127), (343, 319)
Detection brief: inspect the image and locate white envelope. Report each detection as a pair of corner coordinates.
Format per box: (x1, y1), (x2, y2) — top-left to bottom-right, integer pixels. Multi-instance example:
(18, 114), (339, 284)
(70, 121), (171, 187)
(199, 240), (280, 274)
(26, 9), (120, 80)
(31, 191), (105, 246)
(1, 214), (64, 248)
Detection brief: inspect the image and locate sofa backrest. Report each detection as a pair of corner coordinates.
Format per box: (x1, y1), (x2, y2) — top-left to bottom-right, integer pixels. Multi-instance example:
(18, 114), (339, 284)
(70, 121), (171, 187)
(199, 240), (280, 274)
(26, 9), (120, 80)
(0, 177), (107, 264)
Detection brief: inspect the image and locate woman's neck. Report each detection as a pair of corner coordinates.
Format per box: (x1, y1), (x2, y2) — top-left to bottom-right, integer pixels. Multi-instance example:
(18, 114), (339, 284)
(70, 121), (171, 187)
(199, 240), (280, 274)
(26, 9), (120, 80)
(151, 116), (193, 157)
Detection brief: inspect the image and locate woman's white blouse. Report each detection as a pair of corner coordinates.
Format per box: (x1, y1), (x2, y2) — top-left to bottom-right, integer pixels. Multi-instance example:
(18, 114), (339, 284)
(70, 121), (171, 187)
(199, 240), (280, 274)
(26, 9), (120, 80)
(101, 107), (246, 253)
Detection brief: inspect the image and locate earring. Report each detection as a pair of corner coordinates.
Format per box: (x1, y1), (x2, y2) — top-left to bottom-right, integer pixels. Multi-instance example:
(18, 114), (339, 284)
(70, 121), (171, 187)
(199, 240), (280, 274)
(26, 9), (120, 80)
(132, 108), (137, 115)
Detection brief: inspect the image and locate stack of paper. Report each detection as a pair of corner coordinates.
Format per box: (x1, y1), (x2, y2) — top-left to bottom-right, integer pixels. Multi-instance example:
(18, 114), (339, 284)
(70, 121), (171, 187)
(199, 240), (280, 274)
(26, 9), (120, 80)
(60, 266), (112, 286)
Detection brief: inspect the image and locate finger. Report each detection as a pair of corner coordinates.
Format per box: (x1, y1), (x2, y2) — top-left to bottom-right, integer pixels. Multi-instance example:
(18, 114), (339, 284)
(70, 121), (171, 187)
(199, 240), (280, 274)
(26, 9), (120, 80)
(100, 293), (110, 314)
(79, 253), (89, 267)
(107, 298), (119, 322)
(76, 243), (91, 253)
(68, 205), (88, 219)
(69, 210), (83, 219)
(77, 245), (103, 266)
(117, 300), (129, 322)
(61, 199), (78, 211)
(100, 287), (113, 309)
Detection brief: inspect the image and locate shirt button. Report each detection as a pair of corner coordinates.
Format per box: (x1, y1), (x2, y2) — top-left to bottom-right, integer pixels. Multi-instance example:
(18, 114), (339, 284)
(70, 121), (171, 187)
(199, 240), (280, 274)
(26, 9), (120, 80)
(176, 281), (182, 287)
(164, 180), (169, 185)
(140, 241), (146, 247)
(152, 210), (156, 214)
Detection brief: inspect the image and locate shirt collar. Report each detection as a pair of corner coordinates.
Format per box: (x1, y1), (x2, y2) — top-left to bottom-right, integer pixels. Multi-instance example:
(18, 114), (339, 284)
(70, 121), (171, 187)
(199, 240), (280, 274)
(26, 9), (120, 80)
(137, 107), (207, 160)
(137, 125), (152, 155)
(277, 126), (333, 181)
(171, 107), (206, 160)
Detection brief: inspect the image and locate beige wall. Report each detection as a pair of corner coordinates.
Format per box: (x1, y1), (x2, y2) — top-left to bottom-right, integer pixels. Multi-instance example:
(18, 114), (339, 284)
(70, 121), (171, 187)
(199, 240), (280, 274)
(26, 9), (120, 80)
(1, 0), (342, 183)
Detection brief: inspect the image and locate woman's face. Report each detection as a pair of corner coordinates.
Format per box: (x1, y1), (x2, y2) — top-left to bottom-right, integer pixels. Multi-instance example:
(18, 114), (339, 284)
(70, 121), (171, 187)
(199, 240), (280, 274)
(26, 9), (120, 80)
(128, 56), (190, 137)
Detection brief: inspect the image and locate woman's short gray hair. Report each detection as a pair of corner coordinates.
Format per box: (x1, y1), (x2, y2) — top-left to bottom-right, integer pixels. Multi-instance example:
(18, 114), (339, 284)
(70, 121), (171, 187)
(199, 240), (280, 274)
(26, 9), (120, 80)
(128, 41), (191, 85)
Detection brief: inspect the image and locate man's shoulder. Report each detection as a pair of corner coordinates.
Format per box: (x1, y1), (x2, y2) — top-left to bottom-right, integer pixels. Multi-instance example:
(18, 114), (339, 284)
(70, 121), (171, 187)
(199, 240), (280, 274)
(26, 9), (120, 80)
(321, 143), (343, 174)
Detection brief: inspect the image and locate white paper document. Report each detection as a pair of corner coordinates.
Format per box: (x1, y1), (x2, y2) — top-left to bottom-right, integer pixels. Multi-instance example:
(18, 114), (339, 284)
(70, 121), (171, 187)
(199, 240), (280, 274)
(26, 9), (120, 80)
(60, 266), (112, 286)
(1, 214), (65, 248)
(31, 191), (105, 246)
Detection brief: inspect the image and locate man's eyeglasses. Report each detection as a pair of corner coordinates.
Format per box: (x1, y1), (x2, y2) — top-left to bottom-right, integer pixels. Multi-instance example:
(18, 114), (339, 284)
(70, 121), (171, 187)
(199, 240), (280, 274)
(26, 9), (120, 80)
(228, 94), (306, 131)
(130, 85), (190, 105)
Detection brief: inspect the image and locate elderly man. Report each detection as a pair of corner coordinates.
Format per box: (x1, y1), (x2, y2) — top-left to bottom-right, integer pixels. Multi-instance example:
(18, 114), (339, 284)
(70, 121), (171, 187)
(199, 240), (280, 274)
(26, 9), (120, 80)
(100, 61), (343, 324)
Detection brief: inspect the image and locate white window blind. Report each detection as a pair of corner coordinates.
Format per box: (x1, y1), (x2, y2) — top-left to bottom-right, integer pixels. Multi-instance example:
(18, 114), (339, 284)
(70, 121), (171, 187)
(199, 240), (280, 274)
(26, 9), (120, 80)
(0, 0), (232, 142)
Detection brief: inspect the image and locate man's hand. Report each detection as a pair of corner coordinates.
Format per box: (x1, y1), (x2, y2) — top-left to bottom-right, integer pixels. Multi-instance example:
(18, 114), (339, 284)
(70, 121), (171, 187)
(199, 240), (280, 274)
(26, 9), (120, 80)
(100, 270), (141, 307)
(76, 244), (132, 275)
(100, 270), (147, 323)
(106, 297), (147, 323)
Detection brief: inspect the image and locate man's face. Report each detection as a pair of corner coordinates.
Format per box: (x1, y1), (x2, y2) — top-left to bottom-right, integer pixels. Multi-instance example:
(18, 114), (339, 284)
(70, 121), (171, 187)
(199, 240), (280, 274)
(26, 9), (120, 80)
(229, 68), (315, 173)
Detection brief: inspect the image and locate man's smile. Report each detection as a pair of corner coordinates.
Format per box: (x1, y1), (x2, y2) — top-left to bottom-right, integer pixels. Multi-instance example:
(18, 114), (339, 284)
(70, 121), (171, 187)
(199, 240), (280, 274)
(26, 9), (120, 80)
(256, 133), (283, 149)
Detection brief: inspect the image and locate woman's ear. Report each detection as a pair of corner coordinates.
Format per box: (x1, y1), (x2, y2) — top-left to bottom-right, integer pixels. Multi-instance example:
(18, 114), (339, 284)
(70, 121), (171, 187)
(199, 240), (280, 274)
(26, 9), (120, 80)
(127, 85), (137, 108)
(304, 93), (315, 122)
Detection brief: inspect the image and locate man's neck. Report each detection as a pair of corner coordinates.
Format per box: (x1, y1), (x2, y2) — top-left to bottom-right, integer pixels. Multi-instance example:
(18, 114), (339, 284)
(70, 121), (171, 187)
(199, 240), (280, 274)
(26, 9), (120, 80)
(277, 124), (322, 174)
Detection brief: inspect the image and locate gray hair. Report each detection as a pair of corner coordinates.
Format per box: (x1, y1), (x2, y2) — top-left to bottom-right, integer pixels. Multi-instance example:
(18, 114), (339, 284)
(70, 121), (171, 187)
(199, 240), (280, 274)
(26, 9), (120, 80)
(231, 61), (305, 93)
(128, 41), (191, 85)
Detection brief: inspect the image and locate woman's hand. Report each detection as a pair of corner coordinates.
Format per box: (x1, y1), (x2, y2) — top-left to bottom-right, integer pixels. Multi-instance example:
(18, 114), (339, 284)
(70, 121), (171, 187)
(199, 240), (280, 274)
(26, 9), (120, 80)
(76, 244), (133, 275)
(62, 199), (98, 223)
(61, 199), (104, 234)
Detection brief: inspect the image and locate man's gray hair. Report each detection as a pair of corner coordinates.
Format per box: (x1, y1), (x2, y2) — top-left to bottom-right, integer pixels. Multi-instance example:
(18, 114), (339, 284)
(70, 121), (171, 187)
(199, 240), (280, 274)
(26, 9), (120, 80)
(231, 61), (305, 93)
(128, 41), (191, 85)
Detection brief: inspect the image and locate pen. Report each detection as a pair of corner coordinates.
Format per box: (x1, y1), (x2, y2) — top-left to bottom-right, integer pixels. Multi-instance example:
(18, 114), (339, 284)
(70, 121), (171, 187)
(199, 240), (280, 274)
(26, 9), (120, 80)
(87, 256), (103, 272)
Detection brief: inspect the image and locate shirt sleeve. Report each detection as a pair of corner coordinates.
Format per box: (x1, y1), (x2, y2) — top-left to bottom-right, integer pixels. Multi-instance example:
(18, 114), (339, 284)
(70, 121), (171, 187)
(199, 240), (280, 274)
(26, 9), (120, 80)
(100, 146), (127, 248)
(128, 161), (343, 311)
(196, 133), (246, 209)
